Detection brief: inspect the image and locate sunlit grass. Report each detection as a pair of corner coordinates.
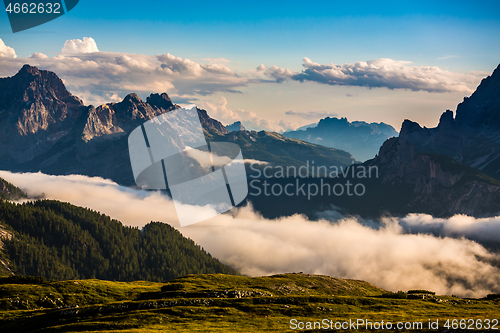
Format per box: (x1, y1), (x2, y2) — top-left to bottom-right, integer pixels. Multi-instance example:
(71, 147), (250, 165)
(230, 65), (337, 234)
(0, 273), (498, 332)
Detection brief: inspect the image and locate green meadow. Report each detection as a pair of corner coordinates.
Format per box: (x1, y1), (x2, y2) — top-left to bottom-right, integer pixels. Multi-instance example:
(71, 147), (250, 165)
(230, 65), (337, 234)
(0, 273), (498, 332)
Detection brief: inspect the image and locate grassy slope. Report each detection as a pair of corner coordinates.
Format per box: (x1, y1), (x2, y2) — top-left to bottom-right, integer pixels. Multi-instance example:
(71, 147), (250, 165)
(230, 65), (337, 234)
(0, 273), (498, 332)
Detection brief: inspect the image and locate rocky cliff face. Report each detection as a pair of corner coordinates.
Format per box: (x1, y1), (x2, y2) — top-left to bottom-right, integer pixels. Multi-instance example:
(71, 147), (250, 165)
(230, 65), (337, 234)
(0, 65), (85, 164)
(398, 64), (500, 180)
(455, 64), (500, 129)
(370, 137), (500, 216)
(197, 108), (229, 137)
(367, 64), (500, 217)
(81, 93), (179, 142)
(0, 65), (228, 184)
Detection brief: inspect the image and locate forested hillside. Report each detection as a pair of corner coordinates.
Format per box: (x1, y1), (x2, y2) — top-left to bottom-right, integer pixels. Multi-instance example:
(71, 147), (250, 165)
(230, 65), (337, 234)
(0, 200), (236, 281)
(0, 178), (26, 200)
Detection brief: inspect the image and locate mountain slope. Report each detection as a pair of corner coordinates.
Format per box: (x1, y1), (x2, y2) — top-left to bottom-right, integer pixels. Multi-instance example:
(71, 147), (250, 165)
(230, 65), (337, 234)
(213, 130), (355, 171)
(283, 116), (398, 161)
(366, 137), (500, 217)
(1, 65), (354, 186)
(351, 63), (500, 218)
(398, 64), (500, 180)
(0, 177), (27, 201)
(250, 64), (500, 219)
(0, 199), (236, 281)
(0, 65), (85, 166)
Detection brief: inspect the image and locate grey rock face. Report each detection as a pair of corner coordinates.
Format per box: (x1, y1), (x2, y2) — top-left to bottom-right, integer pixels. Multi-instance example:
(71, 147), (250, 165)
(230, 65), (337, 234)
(398, 64), (500, 180)
(370, 137), (500, 216)
(367, 64), (500, 216)
(0, 64), (84, 164)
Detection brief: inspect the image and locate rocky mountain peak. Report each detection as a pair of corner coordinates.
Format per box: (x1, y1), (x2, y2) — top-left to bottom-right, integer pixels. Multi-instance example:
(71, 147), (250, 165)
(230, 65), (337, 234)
(0, 65), (86, 163)
(284, 116), (398, 161)
(437, 110), (455, 129)
(455, 63), (500, 129)
(146, 93), (176, 110)
(398, 119), (423, 140)
(17, 64), (41, 76)
(317, 116), (349, 128)
(110, 93), (155, 122)
(0, 64), (83, 111)
(122, 93), (143, 104)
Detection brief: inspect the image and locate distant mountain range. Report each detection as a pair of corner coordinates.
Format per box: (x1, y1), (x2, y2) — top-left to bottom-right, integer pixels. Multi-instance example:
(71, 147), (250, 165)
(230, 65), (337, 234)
(0, 65), (354, 186)
(251, 64), (500, 219)
(1, 64), (500, 219)
(283, 117), (398, 161)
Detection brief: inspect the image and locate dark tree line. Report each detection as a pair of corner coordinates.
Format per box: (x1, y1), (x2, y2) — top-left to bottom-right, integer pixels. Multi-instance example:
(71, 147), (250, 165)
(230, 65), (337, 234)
(0, 199), (236, 281)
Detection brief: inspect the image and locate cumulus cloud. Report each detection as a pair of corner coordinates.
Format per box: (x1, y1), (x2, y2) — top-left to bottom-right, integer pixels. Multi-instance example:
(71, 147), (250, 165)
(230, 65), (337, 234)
(158, 53), (236, 77)
(285, 110), (338, 120)
(30, 52), (49, 59)
(256, 64), (294, 82)
(401, 214), (500, 247)
(197, 96), (297, 132)
(0, 38), (249, 105)
(260, 58), (479, 93)
(62, 37), (99, 54)
(0, 39), (486, 110)
(1, 170), (500, 298)
(0, 38), (16, 58)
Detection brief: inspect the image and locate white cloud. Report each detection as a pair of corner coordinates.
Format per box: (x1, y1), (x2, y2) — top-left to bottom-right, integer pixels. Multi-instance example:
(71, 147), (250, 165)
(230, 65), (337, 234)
(157, 53), (236, 77)
(30, 52), (49, 59)
(198, 96), (297, 132)
(257, 64), (293, 82)
(0, 38), (17, 58)
(0, 37), (247, 105)
(285, 110), (338, 120)
(62, 37), (99, 54)
(261, 58), (479, 93)
(1, 170), (500, 298)
(0, 38), (486, 109)
(401, 214), (500, 244)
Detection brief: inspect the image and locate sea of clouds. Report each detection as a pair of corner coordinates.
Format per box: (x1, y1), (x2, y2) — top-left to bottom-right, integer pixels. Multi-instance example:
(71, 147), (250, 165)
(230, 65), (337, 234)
(1, 170), (499, 298)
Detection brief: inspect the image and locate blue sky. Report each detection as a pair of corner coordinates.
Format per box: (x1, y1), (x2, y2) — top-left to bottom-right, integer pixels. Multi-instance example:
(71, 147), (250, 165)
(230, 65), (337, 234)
(0, 0), (499, 130)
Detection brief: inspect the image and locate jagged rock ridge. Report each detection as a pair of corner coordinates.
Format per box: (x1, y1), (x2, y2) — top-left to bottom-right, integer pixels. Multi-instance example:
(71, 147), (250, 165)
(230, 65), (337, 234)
(1, 65), (353, 186)
(366, 63), (500, 217)
(0, 64), (84, 164)
(398, 64), (500, 180)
